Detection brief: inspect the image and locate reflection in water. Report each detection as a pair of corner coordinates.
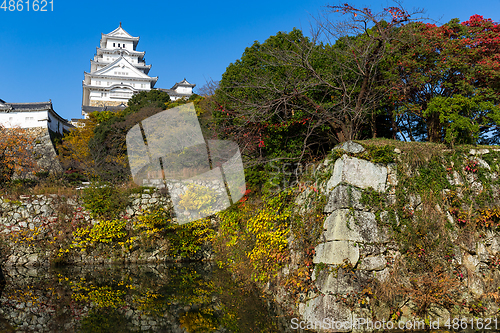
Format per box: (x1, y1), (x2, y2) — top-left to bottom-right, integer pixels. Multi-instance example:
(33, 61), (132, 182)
(0, 263), (282, 332)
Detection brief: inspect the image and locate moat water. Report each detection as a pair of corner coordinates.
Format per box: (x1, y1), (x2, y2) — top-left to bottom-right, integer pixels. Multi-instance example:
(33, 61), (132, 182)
(0, 263), (282, 332)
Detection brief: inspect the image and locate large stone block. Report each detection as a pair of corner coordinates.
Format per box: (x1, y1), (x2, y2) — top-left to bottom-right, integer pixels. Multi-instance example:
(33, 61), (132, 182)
(313, 241), (359, 265)
(300, 295), (352, 331)
(327, 155), (387, 193)
(333, 141), (366, 154)
(321, 209), (385, 243)
(324, 184), (365, 213)
(314, 268), (361, 295)
(358, 255), (386, 271)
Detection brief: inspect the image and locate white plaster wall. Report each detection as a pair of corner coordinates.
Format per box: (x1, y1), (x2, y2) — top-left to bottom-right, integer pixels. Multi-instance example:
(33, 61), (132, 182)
(175, 86), (193, 94)
(0, 110), (68, 134)
(106, 39), (132, 50)
(0, 110), (48, 129)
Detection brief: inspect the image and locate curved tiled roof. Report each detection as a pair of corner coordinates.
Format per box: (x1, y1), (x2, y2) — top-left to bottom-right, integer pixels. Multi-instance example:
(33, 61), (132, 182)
(155, 88), (193, 98)
(0, 101), (72, 127)
(0, 101), (53, 112)
(171, 79), (196, 90)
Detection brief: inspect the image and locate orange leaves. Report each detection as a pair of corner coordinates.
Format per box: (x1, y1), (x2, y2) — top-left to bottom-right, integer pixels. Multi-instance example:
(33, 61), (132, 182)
(0, 126), (37, 182)
(476, 207), (500, 229)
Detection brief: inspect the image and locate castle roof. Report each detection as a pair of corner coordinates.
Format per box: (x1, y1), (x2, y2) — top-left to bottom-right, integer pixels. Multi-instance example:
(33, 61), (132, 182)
(96, 47), (145, 58)
(171, 79), (196, 90)
(155, 88), (194, 98)
(85, 56), (158, 84)
(0, 100), (72, 127)
(100, 24), (140, 49)
(0, 101), (54, 112)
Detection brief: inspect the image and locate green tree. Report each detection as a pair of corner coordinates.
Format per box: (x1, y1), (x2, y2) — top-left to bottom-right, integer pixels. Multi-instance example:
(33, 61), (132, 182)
(426, 95), (500, 146)
(89, 91), (207, 182)
(125, 89), (171, 115)
(215, 4), (424, 166)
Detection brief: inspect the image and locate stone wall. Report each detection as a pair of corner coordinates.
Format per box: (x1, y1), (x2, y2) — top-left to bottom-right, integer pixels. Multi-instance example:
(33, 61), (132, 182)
(277, 142), (500, 331)
(7, 127), (62, 179)
(297, 145), (396, 328)
(0, 189), (212, 267)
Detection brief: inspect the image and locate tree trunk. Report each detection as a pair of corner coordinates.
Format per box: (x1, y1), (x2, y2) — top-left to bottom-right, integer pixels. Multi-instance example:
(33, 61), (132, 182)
(426, 111), (442, 143)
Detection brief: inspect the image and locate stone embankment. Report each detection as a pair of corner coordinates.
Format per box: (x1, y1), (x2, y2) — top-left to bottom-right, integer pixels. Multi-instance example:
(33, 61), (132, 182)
(0, 189), (212, 267)
(277, 142), (500, 331)
(6, 139), (500, 331)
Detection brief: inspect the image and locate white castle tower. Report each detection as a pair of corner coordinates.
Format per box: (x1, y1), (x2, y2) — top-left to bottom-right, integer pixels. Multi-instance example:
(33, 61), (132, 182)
(81, 23), (158, 117)
(82, 23), (196, 118)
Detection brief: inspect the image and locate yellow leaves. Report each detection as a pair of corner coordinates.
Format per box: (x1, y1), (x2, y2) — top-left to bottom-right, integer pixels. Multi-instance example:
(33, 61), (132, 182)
(70, 219), (127, 252)
(70, 282), (126, 308)
(245, 191), (293, 282)
(476, 207), (500, 229)
(177, 183), (218, 215)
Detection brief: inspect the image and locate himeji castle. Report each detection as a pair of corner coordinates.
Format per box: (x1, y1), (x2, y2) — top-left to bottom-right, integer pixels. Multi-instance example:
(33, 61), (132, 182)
(81, 23), (195, 118)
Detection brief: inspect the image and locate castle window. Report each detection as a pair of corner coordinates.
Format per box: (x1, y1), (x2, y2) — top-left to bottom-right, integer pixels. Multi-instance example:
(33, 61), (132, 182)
(118, 43), (121, 47)
(113, 43), (115, 47)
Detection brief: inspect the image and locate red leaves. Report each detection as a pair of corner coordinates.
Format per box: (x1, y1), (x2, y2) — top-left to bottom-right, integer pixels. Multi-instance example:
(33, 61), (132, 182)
(461, 14), (492, 27)
(384, 6), (409, 22)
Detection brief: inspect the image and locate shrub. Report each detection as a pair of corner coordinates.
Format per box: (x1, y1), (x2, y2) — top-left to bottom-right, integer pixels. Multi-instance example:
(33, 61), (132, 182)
(177, 184), (218, 216)
(72, 219), (127, 249)
(164, 218), (215, 259)
(81, 183), (129, 219)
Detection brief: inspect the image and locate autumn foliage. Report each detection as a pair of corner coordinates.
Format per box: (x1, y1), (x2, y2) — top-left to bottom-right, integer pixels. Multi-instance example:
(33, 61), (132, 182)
(0, 126), (38, 183)
(383, 15), (500, 144)
(58, 111), (116, 179)
(215, 6), (500, 168)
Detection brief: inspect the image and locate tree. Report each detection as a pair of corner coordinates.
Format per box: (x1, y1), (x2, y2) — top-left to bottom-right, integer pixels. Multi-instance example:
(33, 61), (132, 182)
(125, 89), (171, 115)
(215, 3), (424, 165)
(383, 16), (500, 143)
(0, 126), (38, 183)
(215, 29), (333, 164)
(89, 90), (207, 183)
(59, 111), (114, 179)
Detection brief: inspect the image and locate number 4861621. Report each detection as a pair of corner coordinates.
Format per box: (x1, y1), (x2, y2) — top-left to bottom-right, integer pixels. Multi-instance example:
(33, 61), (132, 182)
(1, 0), (53, 11)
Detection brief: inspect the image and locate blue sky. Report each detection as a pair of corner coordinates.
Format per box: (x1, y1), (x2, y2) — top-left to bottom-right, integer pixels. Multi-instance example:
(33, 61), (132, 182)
(0, 1), (497, 120)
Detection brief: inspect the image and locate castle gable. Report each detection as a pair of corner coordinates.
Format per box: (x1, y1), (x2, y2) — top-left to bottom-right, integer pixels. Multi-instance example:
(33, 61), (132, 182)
(91, 57), (152, 80)
(104, 25), (137, 40)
